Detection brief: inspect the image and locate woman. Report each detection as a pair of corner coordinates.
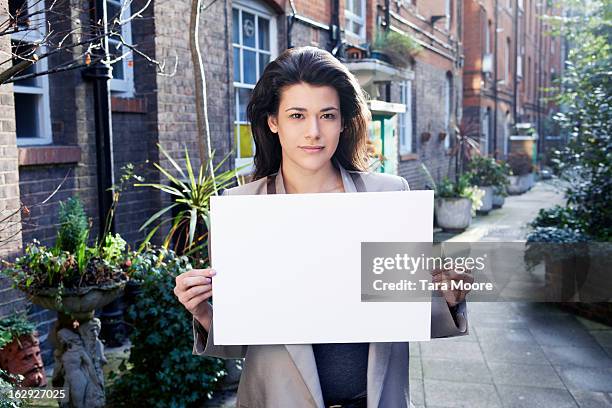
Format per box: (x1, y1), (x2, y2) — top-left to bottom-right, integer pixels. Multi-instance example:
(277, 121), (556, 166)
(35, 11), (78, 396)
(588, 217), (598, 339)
(174, 46), (471, 408)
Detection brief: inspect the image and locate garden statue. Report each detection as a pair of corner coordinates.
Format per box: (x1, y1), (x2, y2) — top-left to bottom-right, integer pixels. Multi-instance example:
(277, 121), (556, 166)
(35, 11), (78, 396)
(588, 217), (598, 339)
(54, 326), (105, 408)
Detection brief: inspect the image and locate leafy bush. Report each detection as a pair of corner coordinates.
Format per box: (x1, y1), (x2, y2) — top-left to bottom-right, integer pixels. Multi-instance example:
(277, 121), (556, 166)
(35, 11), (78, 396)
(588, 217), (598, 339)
(467, 156), (510, 189)
(108, 246), (225, 408)
(55, 197), (89, 254)
(530, 205), (585, 232)
(0, 368), (25, 407)
(372, 30), (421, 67)
(524, 227), (589, 272)
(436, 175), (484, 216)
(136, 145), (238, 259)
(0, 313), (35, 350)
(507, 152), (533, 176)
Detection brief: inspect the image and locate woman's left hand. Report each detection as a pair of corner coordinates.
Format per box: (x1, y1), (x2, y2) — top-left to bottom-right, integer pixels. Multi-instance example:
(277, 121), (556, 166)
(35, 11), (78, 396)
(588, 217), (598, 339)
(431, 268), (474, 307)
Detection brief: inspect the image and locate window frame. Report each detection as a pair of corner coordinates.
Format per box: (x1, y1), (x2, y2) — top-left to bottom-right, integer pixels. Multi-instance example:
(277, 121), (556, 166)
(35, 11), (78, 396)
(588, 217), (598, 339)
(11, 0), (52, 146)
(398, 80), (413, 154)
(232, 0), (277, 174)
(106, 0), (135, 96)
(344, 0), (366, 41)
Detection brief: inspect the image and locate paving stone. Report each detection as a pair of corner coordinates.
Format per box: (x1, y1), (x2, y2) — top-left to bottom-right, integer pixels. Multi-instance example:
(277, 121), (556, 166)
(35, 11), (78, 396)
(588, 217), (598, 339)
(555, 366), (612, 393)
(591, 331), (612, 348)
(480, 341), (550, 365)
(423, 379), (501, 408)
(420, 340), (485, 362)
(410, 356), (423, 380)
(475, 327), (537, 344)
(530, 323), (603, 349)
(496, 385), (579, 408)
(569, 390), (612, 408)
(542, 346), (612, 368)
(488, 361), (565, 388)
(422, 358), (492, 384)
(409, 377), (425, 406)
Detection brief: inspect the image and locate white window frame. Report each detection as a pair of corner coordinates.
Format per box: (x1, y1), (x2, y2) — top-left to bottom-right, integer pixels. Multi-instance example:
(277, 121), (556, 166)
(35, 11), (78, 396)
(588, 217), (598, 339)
(398, 80), (412, 154)
(444, 75), (452, 149)
(232, 0), (277, 174)
(106, 0), (134, 96)
(11, 0), (52, 146)
(345, 0), (366, 41)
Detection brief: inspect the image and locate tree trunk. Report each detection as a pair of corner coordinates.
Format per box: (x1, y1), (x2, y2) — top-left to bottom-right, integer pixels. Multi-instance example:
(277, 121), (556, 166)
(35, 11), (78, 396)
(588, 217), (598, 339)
(189, 0), (216, 186)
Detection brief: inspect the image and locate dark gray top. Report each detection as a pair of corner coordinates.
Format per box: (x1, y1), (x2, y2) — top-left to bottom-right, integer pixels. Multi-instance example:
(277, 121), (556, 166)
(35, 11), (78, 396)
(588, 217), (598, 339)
(312, 343), (369, 405)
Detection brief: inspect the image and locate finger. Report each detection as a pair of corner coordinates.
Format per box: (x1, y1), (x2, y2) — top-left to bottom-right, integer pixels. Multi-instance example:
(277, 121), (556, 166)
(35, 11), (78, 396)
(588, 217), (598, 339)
(181, 276), (212, 290)
(186, 290), (213, 310)
(189, 268), (217, 278)
(182, 284), (212, 302)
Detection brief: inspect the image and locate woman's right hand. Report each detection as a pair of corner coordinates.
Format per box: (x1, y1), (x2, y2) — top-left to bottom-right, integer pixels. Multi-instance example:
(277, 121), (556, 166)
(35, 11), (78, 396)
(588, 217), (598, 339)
(174, 268), (216, 330)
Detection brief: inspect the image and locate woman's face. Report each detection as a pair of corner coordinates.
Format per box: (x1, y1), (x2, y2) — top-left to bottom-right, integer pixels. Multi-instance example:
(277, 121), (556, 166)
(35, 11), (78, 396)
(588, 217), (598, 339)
(267, 82), (343, 172)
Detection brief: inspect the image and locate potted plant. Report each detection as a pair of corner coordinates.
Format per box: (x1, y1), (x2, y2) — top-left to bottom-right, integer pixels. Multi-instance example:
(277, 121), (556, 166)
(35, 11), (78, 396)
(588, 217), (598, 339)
(421, 168), (484, 232)
(492, 160), (511, 208)
(1, 194), (133, 407)
(371, 30), (420, 68)
(467, 156), (510, 213)
(507, 152), (534, 194)
(0, 312), (46, 387)
(525, 226), (589, 302)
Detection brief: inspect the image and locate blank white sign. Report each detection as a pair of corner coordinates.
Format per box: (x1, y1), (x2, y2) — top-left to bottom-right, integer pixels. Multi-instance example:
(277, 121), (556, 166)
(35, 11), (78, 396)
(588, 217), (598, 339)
(210, 190), (433, 345)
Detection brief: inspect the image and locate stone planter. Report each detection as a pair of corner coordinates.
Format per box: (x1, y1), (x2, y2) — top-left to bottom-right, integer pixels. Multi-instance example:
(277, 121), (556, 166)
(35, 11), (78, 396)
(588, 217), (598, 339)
(492, 192), (505, 208)
(0, 332), (47, 387)
(25, 279), (126, 408)
(476, 186), (494, 214)
(28, 280), (126, 321)
(507, 173), (533, 195)
(435, 197), (472, 232)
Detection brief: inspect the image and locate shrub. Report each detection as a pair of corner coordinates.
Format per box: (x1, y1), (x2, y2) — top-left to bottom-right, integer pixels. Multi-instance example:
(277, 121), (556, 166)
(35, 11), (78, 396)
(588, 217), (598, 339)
(530, 205), (585, 232)
(108, 246), (225, 408)
(467, 156), (510, 189)
(55, 197), (90, 254)
(507, 152), (533, 176)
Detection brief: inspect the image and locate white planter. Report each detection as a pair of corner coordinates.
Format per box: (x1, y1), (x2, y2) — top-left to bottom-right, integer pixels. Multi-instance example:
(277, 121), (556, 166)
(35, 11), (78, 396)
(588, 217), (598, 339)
(507, 174), (533, 194)
(477, 186), (494, 214)
(492, 193), (505, 208)
(435, 197), (472, 232)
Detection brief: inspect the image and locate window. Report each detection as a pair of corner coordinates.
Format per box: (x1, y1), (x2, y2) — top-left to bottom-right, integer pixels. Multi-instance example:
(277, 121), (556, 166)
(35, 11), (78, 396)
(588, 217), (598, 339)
(444, 74), (452, 149)
(10, 0), (51, 145)
(345, 0), (365, 41)
(398, 81), (412, 154)
(106, 0), (134, 95)
(233, 0), (277, 174)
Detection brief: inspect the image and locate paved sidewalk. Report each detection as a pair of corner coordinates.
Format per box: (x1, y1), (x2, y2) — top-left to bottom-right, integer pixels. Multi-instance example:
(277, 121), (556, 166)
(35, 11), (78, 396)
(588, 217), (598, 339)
(416, 180), (612, 408)
(207, 180), (612, 408)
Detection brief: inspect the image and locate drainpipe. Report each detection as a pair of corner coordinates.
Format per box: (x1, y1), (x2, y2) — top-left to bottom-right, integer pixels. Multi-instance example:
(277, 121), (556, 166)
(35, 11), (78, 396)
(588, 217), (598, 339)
(492, 0), (499, 159)
(82, 0), (115, 236)
(287, 0), (297, 48)
(513, 0), (519, 124)
(329, 0), (341, 55)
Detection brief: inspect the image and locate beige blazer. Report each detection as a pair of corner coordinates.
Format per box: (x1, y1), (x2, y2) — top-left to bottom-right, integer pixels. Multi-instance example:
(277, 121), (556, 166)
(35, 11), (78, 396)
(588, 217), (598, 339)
(192, 163), (469, 408)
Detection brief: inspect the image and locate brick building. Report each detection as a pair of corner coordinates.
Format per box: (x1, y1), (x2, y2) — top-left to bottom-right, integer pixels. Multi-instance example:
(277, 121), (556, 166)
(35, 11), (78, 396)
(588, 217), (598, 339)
(462, 0), (563, 159)
(1, 0), (562, 366)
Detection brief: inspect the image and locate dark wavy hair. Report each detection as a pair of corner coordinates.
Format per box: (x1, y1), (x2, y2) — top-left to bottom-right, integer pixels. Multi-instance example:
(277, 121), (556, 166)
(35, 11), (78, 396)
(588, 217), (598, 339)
(246, 46), (371, 180)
